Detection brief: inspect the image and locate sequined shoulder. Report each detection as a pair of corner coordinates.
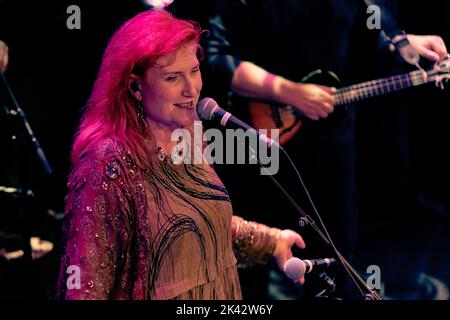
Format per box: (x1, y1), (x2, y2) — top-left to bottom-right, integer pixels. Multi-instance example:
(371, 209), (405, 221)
(67, 139), (133, 192)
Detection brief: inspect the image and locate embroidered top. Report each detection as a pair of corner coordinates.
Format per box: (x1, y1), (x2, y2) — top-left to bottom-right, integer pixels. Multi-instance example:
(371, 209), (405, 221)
(56, 139), (280, 300)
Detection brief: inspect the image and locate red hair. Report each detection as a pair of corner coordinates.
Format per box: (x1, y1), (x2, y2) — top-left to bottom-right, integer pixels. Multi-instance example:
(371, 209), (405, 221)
(71, 10), (202, 167)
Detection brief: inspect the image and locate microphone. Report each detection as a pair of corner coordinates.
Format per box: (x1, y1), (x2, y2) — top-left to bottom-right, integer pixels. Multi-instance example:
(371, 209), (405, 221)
(283, 257), (336, 280)
(196, 97), (280, 148)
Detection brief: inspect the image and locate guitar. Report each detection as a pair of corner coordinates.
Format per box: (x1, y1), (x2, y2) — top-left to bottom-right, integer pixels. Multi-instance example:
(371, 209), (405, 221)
(248, 56), (450, 145)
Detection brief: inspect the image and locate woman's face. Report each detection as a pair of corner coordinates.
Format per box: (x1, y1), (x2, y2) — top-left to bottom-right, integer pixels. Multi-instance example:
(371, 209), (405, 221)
(136, 41), (202, 130)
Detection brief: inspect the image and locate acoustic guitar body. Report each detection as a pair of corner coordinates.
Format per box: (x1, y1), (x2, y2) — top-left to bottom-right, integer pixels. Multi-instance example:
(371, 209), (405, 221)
(248, 70), (345, 145)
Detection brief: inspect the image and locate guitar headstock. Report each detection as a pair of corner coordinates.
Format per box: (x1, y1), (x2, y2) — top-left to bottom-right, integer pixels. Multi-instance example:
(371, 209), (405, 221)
(432, 55), (450, 89)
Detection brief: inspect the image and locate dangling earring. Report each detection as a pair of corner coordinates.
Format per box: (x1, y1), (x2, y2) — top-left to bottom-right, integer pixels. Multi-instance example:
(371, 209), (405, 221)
(136, 100), (144, 120)
(135, 100), (148, 134)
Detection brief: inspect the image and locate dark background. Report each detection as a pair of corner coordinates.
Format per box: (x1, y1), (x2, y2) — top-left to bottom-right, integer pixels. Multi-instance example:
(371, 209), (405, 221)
(0, 0), (448, 299)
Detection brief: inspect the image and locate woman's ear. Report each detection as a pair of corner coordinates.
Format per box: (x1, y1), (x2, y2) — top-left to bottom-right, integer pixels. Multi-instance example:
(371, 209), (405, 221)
(128, 75), (142, 101)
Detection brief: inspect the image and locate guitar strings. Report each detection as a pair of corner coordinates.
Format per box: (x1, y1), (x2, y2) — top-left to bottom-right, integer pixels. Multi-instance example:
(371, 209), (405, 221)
(340, 69), (425, 92)
(334, 70), (429, 105)
(336, 71), (425, 102)
(336, 71), (425, 96)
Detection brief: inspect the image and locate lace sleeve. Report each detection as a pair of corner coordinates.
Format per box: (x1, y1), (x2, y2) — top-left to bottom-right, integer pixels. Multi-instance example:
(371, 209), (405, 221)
(231, 216), (281, 268)
(56, 157), (132, 299)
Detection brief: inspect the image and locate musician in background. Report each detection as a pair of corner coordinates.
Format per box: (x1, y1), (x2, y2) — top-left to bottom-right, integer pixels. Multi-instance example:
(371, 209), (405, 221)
(205, 0), (447, 299)
(0, 40), (8, 72)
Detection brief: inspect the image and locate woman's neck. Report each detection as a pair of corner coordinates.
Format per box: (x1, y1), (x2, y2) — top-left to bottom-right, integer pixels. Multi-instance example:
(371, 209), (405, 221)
(145, 118), (180, 153)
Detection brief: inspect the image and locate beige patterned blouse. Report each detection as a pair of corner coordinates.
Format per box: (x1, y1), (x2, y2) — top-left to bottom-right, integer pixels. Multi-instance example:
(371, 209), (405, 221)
(56, 139), (280, 300)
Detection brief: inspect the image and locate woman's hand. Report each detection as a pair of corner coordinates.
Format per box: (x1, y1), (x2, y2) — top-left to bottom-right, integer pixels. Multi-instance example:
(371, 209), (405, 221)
(272, 229), (306, 284)
(0, 41), (9, 72)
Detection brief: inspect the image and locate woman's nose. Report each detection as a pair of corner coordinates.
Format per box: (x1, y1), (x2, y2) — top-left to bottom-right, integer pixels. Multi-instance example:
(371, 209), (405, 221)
(182, 78), (197, 97)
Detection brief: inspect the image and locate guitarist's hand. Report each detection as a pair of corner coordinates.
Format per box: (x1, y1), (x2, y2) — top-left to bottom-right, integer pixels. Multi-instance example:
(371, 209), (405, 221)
(405, 34), (448, 62)
(282, 81), (336, 121)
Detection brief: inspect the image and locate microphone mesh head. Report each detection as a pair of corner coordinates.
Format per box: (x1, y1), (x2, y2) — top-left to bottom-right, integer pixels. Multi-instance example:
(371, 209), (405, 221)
(284, 257), (305, 280)
(196, 97), (218, 120)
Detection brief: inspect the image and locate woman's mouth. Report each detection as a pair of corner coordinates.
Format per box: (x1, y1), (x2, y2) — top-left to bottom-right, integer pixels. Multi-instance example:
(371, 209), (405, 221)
(174, 101), (194, 108)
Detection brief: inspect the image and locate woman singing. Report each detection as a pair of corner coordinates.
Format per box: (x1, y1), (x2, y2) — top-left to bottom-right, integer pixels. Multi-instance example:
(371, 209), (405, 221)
(56, 9), (305, 300)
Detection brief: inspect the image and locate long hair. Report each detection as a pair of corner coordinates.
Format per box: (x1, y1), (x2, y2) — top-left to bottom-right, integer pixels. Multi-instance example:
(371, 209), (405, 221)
(71, 10), (202, 167)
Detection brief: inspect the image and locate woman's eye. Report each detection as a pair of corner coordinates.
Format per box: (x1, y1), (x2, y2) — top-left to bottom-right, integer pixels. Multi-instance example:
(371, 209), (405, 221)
(192, 68), (200, 73)
(166, 75), (178, 81)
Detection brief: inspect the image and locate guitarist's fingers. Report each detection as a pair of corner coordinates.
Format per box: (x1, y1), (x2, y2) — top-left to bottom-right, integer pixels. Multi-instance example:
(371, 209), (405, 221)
(323, 102), (334, 113)
(428, 38), (448, 61)
(305, 108), (328, 120)
(317, 84), (337, 95)
(318, 110), (330, 118)
(419, 48), (441, 62)
(317, 89), (335, 108)
(306, 113), (320, 121)
(408, 35), (448, 62)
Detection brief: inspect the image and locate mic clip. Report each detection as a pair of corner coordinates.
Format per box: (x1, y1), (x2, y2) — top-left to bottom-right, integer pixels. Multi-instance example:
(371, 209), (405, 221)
(298, 215), (315, 229)
(318, 272), (336, 292)
(314, 272), (338, 300)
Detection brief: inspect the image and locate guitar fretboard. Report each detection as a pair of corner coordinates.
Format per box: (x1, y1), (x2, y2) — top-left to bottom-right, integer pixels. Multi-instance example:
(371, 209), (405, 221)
(334, 69), (432, 105)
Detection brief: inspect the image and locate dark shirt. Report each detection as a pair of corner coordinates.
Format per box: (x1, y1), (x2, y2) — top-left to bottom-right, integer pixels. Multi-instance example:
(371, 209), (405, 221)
(206, 0), (368, 96)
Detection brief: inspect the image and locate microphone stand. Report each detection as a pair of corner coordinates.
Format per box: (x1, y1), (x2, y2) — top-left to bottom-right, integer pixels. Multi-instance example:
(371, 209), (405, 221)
(0, 71), (52, 175)
(0, 70), (52, 298)
(248, 143), (381, 300)
(199, 103), (380, 299)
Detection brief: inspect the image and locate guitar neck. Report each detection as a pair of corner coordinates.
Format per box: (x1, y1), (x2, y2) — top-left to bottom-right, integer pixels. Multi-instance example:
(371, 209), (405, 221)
(334, 69), (434, 105)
